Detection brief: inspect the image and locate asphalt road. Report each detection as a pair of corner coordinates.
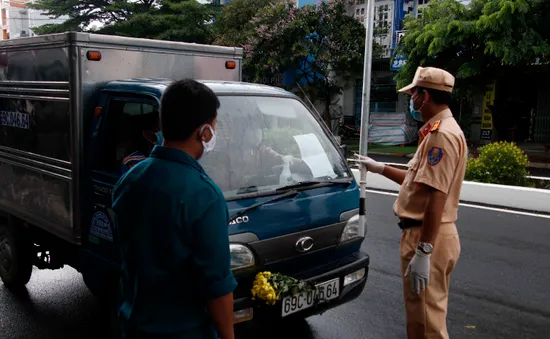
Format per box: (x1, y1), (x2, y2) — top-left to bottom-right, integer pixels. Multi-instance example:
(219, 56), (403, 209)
(1, 193), (550, 339)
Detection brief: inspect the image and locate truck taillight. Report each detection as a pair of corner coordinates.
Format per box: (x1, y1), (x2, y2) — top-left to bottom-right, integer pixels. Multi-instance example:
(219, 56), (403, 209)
(225, 61), (236, 69)
(87, 51), (102, 61)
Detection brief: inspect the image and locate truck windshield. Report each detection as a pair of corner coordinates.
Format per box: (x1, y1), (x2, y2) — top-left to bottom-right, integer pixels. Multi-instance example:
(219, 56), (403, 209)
(199, 95), (351, 199)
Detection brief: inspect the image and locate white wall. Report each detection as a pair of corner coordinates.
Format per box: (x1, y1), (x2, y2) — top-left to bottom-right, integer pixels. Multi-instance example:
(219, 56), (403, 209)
(28, 8), (67, 36)
(3, 2), (68, 39)
(7, 6), (30, 38)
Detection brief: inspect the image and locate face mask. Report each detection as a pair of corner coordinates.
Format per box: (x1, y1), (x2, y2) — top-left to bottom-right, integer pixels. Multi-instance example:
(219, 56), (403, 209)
(199, 125), (216, 160)
(154, 131), (164, 146)
(409, 94), (425, 122)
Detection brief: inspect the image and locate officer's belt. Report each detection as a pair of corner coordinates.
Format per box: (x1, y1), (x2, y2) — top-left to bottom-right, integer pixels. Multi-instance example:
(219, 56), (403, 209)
(398, 218), (423, 230)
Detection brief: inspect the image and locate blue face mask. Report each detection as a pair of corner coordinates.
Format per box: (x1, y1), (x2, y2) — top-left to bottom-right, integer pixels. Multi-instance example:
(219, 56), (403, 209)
(409, 94), (424, 122)
(154, 131), (164, 146)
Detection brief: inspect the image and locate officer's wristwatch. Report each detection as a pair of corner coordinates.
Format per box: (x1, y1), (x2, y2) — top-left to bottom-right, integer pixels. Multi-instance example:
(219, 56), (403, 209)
(417, 242), (433, 255)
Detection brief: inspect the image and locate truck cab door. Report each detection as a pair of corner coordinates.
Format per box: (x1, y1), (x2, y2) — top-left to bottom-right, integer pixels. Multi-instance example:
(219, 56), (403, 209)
(85, 93), (160, 261)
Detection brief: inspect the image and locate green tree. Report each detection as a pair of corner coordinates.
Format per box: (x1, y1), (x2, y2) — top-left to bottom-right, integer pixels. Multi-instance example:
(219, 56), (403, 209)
(245, 0), (379, 125)
(213, 0), (284, 47)
(30, 0), (219, 43)
(29, 0), (158, 34)
(394, 0), (550, 90)
(100, 1), (218, 43)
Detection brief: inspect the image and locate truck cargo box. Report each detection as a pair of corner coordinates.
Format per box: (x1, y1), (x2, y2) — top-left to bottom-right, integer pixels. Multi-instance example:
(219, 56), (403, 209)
(0, 32), (243, 245)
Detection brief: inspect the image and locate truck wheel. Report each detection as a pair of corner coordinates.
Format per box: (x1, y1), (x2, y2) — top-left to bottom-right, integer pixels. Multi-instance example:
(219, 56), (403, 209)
(0, 222), (33, 289)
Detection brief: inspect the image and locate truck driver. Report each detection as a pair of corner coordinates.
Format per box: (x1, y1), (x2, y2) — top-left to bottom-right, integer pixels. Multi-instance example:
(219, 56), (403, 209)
(120, 114), (163, 175)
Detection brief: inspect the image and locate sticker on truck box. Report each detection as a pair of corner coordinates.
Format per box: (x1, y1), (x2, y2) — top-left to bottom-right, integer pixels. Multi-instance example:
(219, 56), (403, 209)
(0, 111), (30, 129)
(90, 210), (114, 242)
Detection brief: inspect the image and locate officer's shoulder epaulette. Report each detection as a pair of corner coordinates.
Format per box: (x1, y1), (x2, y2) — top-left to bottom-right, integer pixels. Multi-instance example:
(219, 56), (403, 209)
(430, 120), (441, 132)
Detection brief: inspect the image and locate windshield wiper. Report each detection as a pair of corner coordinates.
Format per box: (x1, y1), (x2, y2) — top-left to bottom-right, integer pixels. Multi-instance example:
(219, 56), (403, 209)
(228, 189), (299, 224)
(237, 186), (258, 195)
(275, 179), (353, 192)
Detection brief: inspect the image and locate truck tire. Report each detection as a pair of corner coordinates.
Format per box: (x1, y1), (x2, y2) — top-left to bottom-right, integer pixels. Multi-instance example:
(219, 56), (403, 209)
(0, 222), (33, 289)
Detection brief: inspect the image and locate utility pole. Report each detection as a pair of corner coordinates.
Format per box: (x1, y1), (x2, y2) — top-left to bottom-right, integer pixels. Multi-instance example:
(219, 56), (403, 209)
(358, 0), (376, 157)
(357, 0), (376, 229)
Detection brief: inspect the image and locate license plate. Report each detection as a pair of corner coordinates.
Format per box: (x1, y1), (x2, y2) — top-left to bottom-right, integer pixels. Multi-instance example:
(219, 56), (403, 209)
(281, 278), (340, 317)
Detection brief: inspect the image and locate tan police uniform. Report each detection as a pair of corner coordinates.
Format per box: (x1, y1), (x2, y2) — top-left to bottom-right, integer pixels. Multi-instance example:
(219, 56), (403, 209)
(394, 67), (468, 339)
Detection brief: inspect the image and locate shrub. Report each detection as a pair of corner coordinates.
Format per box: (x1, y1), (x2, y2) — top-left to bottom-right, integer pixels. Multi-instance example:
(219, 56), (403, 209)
(465, 141), (531, 187)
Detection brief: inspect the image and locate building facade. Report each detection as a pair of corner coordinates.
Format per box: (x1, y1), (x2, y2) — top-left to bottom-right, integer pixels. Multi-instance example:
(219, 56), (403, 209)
(1, 0), (66, 39)
(350, 0), (395, 59)
(344, 0), (437, 145)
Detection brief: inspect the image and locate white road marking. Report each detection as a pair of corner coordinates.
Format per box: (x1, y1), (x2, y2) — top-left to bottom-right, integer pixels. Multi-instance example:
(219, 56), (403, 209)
(365, 189), (550, 219)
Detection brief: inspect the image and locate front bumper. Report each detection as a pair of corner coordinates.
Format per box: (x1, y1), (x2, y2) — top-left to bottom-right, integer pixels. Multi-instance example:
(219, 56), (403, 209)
(233, 251), (370, 324)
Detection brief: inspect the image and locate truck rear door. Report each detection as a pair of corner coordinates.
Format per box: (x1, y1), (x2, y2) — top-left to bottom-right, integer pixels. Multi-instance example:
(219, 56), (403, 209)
(86, 92), (160, 260)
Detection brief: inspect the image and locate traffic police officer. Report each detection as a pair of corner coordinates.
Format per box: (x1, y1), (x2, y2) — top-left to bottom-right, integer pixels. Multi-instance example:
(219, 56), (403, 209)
(113, 79), (237, 339)
(357, 67), (467, 339)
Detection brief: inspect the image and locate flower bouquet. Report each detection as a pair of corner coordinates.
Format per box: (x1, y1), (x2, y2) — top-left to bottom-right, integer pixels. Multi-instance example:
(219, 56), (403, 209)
(251, 271), (315, 306)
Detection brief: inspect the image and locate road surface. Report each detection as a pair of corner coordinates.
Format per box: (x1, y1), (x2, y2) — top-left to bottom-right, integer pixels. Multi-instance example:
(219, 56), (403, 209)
(1, 193), (549, 338)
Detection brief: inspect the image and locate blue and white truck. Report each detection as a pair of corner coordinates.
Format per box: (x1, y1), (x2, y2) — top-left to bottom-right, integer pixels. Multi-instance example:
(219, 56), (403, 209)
(0, 32), (369, 334)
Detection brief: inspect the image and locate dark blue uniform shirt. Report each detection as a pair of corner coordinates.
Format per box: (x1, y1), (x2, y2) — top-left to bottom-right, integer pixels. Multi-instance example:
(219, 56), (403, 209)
(112, 145), (237, 338)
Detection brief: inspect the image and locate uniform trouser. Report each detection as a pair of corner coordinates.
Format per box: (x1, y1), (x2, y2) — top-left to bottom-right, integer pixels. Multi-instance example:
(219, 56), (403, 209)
(400, 223), (461, 339)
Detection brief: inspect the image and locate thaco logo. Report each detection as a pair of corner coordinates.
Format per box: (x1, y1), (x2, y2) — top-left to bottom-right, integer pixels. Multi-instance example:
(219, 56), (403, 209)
(229, 216), (249, 225)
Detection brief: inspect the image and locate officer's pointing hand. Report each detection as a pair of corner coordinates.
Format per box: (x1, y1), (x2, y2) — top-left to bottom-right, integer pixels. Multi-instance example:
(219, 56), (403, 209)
(404, 249), (431, 294)
(353, 154), (385, 174)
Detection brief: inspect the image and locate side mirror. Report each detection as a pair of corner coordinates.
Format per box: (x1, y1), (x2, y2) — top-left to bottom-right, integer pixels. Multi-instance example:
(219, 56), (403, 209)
(339, 144), (348, 159)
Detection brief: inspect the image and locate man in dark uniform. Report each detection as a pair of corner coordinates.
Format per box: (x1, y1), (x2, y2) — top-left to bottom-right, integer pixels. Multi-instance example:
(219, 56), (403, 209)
(113, 79), (237, 339)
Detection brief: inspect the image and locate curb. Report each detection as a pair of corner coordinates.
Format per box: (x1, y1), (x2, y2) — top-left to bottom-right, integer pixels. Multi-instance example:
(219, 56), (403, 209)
(364, 153), (549, 169)
(529, 162), (550, 170)
(351, 169), (550, 214)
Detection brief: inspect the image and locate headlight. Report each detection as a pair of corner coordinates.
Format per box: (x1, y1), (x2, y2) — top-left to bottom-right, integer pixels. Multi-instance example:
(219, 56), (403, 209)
(230, 244), (255, 270)
(340, 214), (366, 243)
(344, 268), (366, 286)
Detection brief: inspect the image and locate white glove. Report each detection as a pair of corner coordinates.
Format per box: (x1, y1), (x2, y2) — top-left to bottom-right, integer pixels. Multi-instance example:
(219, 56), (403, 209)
(354, 154), (385, 174)
(281, 155), (294, 164)
(404, 249), (431, 294)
